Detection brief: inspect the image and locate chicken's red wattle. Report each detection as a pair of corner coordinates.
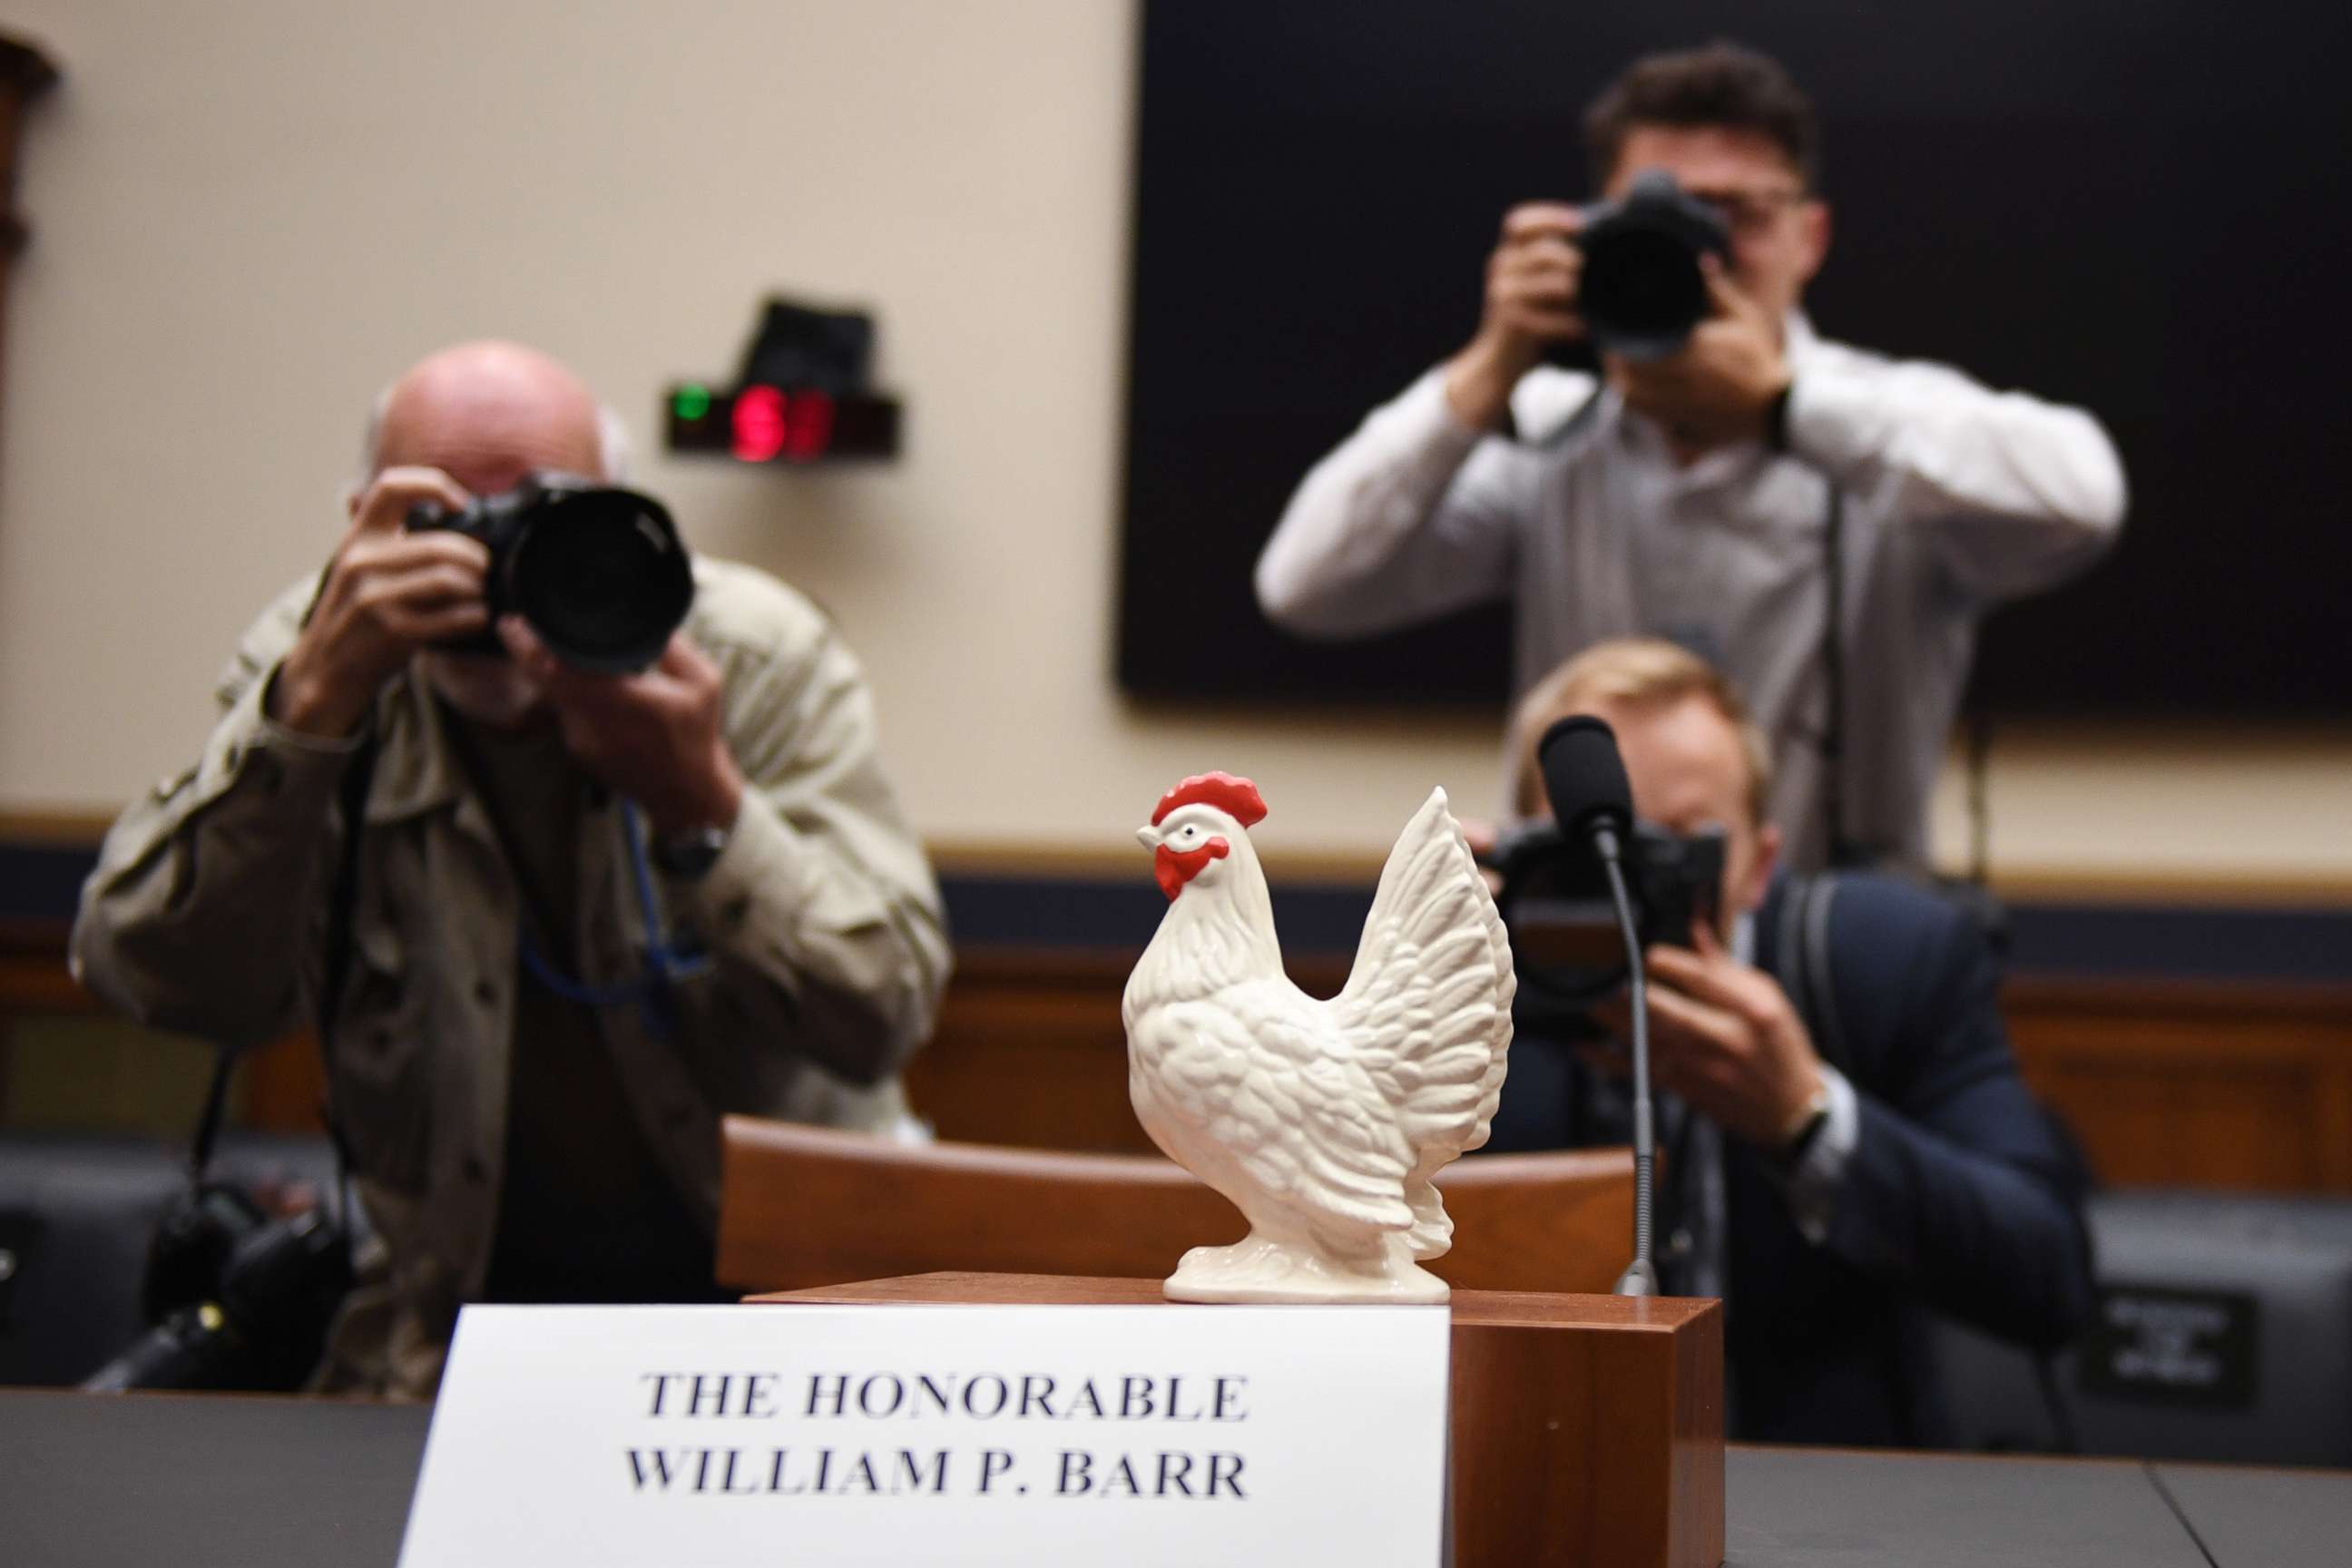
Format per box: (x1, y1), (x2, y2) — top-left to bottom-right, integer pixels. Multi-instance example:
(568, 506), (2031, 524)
(1154, 837), (1229, 900)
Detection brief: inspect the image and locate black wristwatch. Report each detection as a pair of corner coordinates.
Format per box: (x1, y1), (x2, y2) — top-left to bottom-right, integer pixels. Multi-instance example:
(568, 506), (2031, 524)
(653, 823), (730, 881)
(1774, 1083), (1833, 1171)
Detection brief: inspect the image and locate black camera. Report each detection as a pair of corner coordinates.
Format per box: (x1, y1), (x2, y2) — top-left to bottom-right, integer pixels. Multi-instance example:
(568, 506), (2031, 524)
(1577, 170), (1732, 360)
(83, 1182), (354, 1393)
(407, 472), (694, 674)
(1489, 819), (1726, 1035)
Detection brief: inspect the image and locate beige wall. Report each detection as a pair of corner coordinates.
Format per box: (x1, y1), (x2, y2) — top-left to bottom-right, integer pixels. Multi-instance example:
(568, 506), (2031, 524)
(3, 1), (2346, 889)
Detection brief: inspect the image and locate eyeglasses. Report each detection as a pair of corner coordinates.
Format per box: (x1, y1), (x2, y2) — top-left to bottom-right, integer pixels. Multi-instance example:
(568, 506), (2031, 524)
(1687, 188), (1808, 236)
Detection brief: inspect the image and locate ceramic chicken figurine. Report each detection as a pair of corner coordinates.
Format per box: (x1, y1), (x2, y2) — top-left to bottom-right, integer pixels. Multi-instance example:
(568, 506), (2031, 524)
(1123, 772), (1514, 1303)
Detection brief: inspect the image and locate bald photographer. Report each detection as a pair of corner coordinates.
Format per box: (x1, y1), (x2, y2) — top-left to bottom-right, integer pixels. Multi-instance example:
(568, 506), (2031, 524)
(71, 340), (949, 1398)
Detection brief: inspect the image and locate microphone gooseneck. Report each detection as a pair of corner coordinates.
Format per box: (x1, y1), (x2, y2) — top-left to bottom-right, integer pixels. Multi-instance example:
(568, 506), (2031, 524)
(1598, 826), (1659, 1298)
(1534, 716), (1658, 1297)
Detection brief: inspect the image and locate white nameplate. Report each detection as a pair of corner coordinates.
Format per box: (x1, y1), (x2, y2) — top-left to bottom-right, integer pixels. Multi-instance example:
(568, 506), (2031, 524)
(397, 1301), (1448, 1567)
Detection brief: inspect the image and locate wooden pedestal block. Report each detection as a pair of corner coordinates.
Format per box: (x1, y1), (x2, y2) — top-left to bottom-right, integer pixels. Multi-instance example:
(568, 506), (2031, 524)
(751, 1271), (1722, 1568)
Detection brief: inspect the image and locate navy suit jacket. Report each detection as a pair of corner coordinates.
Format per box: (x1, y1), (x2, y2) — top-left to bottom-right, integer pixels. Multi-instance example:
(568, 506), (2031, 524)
(1484, 871), (2096, 1446)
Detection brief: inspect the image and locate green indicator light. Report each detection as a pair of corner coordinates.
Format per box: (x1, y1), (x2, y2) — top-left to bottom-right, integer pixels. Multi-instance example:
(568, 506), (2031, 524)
(674, 384), (711, 422)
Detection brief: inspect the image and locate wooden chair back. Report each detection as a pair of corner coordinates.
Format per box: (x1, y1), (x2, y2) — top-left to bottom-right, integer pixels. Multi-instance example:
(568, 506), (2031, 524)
(717, 1115), (1633, 1296)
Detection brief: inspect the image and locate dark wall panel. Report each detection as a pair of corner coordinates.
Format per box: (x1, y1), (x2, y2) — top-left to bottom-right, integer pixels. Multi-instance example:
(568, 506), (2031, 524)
(1119, 1), (2352, 718)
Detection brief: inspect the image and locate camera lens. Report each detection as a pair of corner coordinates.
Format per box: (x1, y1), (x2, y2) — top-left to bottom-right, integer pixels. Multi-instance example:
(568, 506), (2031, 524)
(504, 488), (694, 672)
(1580, 226), (1710, 356)
(1576, 172), (1730, 360)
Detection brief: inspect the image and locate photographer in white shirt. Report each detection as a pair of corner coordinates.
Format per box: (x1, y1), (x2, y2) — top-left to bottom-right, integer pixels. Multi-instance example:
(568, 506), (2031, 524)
(1256, 41), (2125, 870)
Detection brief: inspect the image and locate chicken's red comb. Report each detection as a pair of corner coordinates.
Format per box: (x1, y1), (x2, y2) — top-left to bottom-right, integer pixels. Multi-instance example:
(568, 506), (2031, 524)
(1152, 771), (1268, 828)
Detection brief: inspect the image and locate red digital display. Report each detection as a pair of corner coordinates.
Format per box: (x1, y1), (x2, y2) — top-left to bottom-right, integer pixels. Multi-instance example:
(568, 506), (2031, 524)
(668, 383), (896, 465)
(731, 385), (788, 462)
(784, 390), (835, 461)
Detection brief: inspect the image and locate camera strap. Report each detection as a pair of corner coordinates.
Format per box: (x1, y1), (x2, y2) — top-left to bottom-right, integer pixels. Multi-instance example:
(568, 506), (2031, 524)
(438, 706), (705, 1044)
(1538, 377), (1867, 869)
(314, 730), (380, 1232)
(1522, 377), (1611, 449)
(1775, 872), (1848, 1075)
(181, 558), (366, 1181)
(1816, 446), (2002, 883)
(1818, 482), (1862, 869)
(181, 726), (375, 1235)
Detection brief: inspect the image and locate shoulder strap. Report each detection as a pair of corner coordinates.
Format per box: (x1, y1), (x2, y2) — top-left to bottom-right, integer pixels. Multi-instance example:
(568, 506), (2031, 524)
(184, 545), (378, 1234)
(319, 734), (379, 1065)
(1776, 873), (1849, 1074)
(310, 733), (377, 1228)
(1522, 378), (1609, 450)
(184, 730), (374, 1223)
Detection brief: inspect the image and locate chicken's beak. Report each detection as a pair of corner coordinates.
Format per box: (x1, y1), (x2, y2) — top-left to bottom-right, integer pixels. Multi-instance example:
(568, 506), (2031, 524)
(1135, 826), (1161, 851)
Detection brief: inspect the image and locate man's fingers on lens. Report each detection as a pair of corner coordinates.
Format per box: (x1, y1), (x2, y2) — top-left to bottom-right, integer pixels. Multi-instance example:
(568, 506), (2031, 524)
(349, 558), (479, 622)
(396, 555), (488, 601)
(390, 530), (492, 575)
(1501, 202), (1583, 241)
(1496, 245), (1579, 298)
(1504, 231), (1581, 269)
(354, 467), (471, 535)
(334, 528), (488, 602)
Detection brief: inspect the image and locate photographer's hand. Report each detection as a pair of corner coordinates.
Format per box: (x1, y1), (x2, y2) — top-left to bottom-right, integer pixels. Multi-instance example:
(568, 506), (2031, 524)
(1444, 202), (1586, 430)
(1609, 258), (1791, 458)
(1594, 920), (1826, 1150)
(271, 467), (488, 738)
(498, 618), (745, 838)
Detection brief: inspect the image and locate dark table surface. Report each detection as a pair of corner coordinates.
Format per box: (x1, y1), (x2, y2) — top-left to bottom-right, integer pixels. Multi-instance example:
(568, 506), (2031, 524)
(4, 1387), (2348, 1566)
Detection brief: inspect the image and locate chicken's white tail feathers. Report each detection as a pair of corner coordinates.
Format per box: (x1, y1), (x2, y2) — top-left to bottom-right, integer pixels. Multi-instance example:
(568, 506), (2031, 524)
(1337, 788), (1515, 1198)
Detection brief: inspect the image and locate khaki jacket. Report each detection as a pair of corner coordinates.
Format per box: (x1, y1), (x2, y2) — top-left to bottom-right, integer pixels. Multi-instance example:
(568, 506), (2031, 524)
(72, 558), (950, 1396)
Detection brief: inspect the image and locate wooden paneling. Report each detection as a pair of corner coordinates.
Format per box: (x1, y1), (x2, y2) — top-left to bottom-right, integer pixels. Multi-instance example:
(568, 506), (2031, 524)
(11, 906), (2352, 1194)
(0, 921), (88, 1014)
(2005, 979), (2352, 1193)
(903, 947), (1156, 1153)
(907, 953), (2352, 1195)
(0, 919), (328, 1133)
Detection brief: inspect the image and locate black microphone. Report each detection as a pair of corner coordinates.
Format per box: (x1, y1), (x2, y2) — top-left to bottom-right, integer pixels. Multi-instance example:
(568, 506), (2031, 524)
(1535, 716), (1660, 1298)
(1537, 715), (1634, 855)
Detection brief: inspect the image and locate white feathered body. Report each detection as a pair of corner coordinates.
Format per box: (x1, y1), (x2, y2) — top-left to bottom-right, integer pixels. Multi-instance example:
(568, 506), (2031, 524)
(1122, 788), (1514, 1296)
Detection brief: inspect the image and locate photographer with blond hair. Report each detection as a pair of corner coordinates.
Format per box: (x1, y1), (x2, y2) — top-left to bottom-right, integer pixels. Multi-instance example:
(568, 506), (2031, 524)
(1488, 636), (2092, 1446)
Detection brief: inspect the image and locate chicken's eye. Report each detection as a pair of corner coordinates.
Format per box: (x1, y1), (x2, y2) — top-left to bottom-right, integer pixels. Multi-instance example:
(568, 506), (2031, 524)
(1179, 826), (1199, 841)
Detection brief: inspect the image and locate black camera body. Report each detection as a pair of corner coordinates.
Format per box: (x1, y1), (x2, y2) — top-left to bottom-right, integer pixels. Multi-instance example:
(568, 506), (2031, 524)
(1578, 170), (1732, 361)
(406, 472), (694, 674)
(1489, 819), (1726, 1035)
(83, 1181), (354, 1393)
